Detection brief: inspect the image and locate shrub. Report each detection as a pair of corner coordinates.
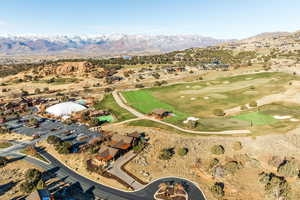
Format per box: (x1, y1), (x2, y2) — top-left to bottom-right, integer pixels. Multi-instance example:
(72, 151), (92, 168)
(213, 109), (225, 116)
(259, 172), (291, 199)
(132, 140), (146, 153)
(20, 181), (35, 193)
(55, 141), (72, 154)
(34, 88), (41, 94)
(211, 145), (225, 155)
(208, 158), (219, 169)
(90, 118), (100, 126)
(210, 182), (225, 198)
(25, 168), (42, 184)
(277, 160), (299, 177)
(43, 87), (49, 93)
(259, 172), (271, 184)
(159, 148), (174, 160)
(36, 179), (46, 190)
(223, 161), (242, 175)
(0, 156), (8, 167)
(47, 135), (62, 144)
(135, 84), (145, 88)
(232, 141), (243, 151)
(27, 118), (39, 127)
(240, 105), (248, 110)
(177, 147), (188, 156)
(104, 87), (113, 93)
(249, 101), (258, 107)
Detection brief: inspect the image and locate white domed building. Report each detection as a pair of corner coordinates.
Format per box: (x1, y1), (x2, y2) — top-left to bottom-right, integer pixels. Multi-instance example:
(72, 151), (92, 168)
(46, 102), (87, 117)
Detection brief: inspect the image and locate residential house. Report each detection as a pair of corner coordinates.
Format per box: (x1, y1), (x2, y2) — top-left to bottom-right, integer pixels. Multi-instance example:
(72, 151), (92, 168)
(94, 146), (120, 163)
(89, 110), (109, 117)
(151, 108), (170, 119)
(110, 134), (133, 151)
(127, 131), (142, 146)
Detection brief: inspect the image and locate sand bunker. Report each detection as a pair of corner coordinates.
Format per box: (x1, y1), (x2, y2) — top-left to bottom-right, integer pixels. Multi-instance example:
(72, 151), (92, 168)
(273, 115), (292, 120)
(290, 118), (299, 122)
(183, 117), (199, 124)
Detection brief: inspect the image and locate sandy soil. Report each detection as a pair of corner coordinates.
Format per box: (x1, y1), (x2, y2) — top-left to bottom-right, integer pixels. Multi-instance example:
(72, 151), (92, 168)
(103, 123), (300, 200)
(0, 132), (32, 142)
(0, 159), (42, 200)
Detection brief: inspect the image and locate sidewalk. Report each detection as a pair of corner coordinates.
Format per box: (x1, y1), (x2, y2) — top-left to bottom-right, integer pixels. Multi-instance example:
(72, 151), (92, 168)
(108, 151), (144, 190)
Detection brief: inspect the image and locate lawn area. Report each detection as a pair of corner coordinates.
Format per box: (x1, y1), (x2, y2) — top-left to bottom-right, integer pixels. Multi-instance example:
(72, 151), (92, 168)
(233, 112), (277, 125)
(122, 90), (189, 123)
(97, 115), (115, 123)
(94, 94), (136, 122)
(0, 142), (12, 149)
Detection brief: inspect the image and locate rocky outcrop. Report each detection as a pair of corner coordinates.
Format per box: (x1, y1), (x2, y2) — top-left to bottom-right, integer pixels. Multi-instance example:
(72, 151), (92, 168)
(35, 61), (95, 76)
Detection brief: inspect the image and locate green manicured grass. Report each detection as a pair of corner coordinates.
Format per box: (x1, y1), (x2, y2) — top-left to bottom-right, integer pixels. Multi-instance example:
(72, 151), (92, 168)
(233, 112), (277, 125)
(122, 90), (189, 123)
(97, 115), (114, 123)
(123, 72), (300, 133)
(94, 94), (136, 122)
(0, 142), (12, 149)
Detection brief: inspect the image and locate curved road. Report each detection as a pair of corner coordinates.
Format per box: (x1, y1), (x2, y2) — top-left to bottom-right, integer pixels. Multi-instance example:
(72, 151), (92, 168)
(2, 151), (206, 200)
(112, 91), (251, 135)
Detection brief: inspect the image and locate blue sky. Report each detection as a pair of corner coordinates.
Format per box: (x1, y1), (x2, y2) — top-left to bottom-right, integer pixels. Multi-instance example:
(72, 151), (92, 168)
(0, 0), (299, 39)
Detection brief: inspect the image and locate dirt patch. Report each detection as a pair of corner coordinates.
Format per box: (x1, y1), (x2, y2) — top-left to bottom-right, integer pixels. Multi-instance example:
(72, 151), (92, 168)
(103, 123), (300, 200)
(0, 133), (32, 141)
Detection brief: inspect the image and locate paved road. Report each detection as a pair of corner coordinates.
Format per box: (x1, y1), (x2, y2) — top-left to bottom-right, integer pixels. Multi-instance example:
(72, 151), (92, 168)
(2, 151), (206, 200)
(112, 91), (251, 135)
(108, 151), (144, 190)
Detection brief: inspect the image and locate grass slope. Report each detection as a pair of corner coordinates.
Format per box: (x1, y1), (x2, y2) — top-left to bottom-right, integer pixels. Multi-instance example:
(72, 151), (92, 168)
(94, 94), (136, 122)
(122, 90), (188, 123)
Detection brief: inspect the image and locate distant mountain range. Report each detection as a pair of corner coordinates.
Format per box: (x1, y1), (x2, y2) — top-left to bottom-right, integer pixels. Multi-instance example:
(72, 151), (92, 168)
(0, 34), (230, 57)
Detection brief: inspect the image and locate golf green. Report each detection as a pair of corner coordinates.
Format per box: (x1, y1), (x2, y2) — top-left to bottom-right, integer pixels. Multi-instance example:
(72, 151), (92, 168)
(233, 112), (277, 125)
